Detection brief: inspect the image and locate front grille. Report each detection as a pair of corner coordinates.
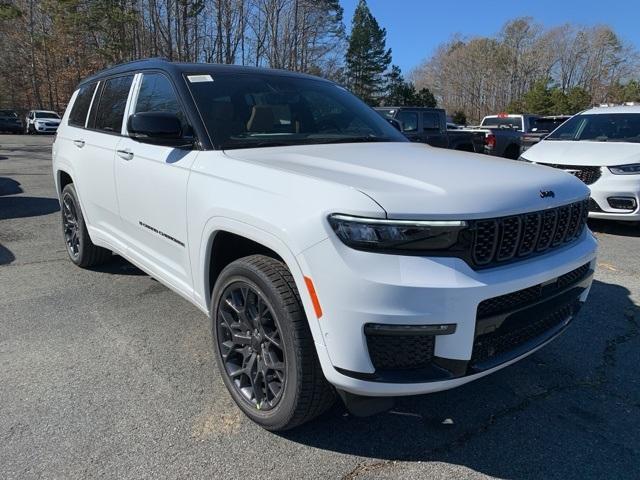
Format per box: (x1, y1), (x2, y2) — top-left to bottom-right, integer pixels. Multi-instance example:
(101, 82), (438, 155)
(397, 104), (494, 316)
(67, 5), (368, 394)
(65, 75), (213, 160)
(471, 302), (576, 365)
(546, 164), (601, 185)
(366, 333), (435, 370)
(470, 199), (588, 268)
(477, 262), (590, 319)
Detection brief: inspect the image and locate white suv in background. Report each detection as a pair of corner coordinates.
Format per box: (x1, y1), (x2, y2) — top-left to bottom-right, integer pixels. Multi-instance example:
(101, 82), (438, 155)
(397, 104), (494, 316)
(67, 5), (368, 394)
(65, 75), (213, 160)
(52, 59), (597, 430)
(521, 105), (640, 222)
(25, 109), (61, 134)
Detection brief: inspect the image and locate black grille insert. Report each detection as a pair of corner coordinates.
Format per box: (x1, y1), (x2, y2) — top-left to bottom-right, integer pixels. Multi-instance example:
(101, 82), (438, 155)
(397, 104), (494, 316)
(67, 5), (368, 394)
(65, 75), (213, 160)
(545, 164), (602, 185)
(470, 199), (588, 269)
(471, 301), (577, 365)
(477, 262), (590, 319)
(365, 333), (435, 370)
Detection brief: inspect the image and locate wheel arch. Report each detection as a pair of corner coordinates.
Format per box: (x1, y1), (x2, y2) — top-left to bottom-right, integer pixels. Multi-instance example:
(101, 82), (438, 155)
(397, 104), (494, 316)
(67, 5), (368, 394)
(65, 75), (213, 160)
(196, 217), (325, 346)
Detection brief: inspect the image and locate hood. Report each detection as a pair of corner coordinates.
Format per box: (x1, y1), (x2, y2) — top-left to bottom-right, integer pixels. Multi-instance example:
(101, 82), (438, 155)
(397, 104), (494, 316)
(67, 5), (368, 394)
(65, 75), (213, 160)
(524, 140), (640, 167)
(224, 142), (589, 219)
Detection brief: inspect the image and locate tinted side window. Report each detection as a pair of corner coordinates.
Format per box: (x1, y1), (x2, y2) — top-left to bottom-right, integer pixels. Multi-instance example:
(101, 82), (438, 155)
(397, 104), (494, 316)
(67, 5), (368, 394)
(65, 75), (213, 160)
(398, 111), (418, 132)
(422, 112), (440, 131)
(94, 75), (134, 133)
(135, 73), (186, 128)
(68, 83), (97, 127)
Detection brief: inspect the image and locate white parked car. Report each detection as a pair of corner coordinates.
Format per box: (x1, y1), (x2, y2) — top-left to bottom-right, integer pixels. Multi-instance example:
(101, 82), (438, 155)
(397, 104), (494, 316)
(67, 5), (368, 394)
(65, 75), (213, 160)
(521, 105), (640, 222)
(25, 109), (61, 134)
(52, 59), (597, 430)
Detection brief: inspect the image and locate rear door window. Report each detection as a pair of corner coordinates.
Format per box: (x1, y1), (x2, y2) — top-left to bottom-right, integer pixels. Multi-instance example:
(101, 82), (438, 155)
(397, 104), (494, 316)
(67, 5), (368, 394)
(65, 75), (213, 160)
(397, 111), (418, 132)
(68, 83), (97, 127)
(93, 75), (134, 133)
(422, 112), (440, 131)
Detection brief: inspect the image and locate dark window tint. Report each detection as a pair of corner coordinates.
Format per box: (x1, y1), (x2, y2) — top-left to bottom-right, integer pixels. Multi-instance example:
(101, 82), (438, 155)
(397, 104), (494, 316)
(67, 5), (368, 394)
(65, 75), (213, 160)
(69, 84), (97, 127)
(546, 113), (640, 143)
(0, 110), (18, 117)
(35, 112), (60, 119)
(422, 112), (440, 131)
(135, 73), (186, 128)
(481, 116), (523, 130)
(187, 74), (406, 150)
(94, 75), (133, 133)
(397, 111), (418, 132)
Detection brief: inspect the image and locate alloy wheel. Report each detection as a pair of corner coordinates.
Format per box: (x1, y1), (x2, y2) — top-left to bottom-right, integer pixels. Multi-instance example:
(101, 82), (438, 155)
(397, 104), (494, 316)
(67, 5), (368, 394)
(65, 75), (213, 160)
(216, 282), (286, 411)
(62, 194), (80, 258)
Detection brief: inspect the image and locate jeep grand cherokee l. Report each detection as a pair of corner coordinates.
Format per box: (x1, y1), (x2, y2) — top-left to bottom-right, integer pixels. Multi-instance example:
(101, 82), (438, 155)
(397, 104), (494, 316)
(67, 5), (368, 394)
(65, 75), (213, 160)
(52, 59), (597, 431)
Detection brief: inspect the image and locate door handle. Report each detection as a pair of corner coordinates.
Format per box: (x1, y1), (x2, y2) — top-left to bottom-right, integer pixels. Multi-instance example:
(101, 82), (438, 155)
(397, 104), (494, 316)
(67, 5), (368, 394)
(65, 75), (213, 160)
(116, 149), (134, 161)
(73, 139), (85, 148)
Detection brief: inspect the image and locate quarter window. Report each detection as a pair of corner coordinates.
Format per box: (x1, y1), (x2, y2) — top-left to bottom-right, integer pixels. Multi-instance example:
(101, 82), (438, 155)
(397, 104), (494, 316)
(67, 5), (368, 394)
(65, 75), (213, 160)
(93, 75), (134, 133)
(68, 83), (97, 127)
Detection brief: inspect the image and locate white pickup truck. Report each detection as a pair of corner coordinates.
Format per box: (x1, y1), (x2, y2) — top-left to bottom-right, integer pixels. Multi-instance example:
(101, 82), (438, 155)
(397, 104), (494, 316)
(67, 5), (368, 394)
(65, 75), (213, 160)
(52, 59), (597, 430)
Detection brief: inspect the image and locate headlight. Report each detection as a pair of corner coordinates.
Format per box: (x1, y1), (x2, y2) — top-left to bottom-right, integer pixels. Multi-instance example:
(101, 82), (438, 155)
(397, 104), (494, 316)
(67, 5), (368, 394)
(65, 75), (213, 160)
(328, 214), (468, 252)
(608, 164), (640, 175)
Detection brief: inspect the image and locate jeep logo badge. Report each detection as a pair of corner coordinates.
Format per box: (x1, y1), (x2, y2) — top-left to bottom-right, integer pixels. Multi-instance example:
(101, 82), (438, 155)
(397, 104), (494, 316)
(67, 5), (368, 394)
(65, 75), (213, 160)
(540, 190), (555, 198)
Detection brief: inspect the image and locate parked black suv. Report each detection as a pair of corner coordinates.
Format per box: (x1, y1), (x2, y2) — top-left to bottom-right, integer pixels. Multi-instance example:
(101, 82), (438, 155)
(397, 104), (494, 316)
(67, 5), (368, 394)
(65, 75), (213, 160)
(0, 110), (23, 134)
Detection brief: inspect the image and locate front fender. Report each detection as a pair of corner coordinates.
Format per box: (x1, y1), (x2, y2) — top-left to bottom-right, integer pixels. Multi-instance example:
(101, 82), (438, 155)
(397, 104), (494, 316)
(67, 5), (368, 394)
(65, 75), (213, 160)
(194, 216), (326, 348)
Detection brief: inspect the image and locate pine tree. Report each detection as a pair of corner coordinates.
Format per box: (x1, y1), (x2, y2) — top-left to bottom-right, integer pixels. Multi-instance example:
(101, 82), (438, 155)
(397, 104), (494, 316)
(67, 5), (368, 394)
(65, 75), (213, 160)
(345, 0), (391, 105)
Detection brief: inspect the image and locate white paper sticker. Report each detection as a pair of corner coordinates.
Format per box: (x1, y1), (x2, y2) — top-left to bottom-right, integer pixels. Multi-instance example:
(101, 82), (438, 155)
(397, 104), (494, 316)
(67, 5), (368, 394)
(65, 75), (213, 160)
(187, 74), (214, 83)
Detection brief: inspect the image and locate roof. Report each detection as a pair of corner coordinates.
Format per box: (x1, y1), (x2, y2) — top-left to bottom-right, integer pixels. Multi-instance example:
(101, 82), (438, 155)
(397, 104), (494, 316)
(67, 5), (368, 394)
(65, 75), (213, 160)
(582, 105), (640, 115)
(78, 57), (330, 86)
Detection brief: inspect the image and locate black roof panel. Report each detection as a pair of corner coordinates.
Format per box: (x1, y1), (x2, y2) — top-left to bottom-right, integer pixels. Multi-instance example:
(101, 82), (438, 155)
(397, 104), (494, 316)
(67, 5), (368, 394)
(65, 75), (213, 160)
(78, 58), (330, 86)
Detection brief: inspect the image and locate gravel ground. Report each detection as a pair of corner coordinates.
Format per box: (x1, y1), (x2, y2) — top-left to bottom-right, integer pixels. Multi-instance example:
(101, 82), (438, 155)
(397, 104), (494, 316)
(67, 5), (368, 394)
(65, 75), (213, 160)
(1, 134), (639, 479)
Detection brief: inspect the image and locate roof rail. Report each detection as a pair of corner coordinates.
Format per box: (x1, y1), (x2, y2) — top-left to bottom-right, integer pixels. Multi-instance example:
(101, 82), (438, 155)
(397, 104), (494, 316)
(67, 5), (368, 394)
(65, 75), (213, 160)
(104, 57), (171, 70)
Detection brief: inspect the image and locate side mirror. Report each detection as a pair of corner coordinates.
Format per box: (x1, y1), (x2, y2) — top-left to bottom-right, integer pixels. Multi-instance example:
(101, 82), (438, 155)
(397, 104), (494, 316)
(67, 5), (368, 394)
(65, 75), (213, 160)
(386, 118), (402, 131)
(127, 112), (191, 147)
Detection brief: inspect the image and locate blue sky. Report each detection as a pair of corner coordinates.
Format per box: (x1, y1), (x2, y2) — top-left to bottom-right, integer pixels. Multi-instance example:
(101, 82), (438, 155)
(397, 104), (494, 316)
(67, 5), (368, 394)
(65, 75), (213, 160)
(341, 0), (640, 74)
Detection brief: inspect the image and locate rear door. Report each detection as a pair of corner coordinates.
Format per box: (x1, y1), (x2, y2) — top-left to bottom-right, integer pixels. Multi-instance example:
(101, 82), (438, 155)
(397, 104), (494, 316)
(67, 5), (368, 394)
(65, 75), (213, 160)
(421, 111), (447, 148)
(73, 74), (134, 245)
(114, 71), (199, 293)
(396, 110), (421, 142)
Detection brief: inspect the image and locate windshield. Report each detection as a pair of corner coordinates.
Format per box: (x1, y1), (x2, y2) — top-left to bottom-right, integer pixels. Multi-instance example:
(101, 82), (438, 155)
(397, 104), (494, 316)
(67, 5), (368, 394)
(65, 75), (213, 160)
(481, 116), (523, 130)
(35, 112), (60, 119)
(546, 113), (640, 143)
(0, 110), (18, 117)
(187, 73), (407, 150)
(531, 117), (569, 133)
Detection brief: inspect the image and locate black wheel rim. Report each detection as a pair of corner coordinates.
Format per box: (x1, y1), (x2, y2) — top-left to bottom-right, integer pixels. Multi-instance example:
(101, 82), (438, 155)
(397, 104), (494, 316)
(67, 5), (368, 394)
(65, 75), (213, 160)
(62, 194), (80, 258)
(216, 282), (286, 411)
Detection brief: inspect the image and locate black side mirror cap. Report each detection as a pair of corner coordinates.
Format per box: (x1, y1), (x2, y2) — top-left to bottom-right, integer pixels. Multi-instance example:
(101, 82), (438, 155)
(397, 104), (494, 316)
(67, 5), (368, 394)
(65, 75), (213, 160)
(128, 112), (193, 147)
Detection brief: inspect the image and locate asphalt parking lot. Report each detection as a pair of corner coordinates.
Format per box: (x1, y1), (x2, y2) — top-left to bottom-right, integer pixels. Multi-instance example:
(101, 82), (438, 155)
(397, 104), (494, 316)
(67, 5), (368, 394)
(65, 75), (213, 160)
(1, 134), (639, 480)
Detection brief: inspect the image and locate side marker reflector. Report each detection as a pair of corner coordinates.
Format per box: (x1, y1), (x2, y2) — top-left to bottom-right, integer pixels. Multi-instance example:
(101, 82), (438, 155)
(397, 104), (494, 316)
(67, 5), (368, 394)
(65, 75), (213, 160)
(304, 276), (323, 319)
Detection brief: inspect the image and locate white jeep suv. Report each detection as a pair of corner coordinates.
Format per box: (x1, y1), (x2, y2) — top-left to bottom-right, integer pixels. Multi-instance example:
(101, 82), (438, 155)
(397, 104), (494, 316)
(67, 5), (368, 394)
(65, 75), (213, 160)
(25, 109), (61, 134)
(52, 59), (597, 430)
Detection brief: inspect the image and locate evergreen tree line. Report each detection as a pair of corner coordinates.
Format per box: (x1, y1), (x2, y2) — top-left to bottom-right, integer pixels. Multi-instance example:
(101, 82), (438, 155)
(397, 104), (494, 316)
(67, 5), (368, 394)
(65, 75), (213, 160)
(1, 0), (637, 120)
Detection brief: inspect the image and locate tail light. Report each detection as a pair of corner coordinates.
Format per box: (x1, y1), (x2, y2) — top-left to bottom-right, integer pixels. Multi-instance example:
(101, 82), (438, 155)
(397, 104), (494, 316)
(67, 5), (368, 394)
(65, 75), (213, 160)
(485, 133), (496, 149)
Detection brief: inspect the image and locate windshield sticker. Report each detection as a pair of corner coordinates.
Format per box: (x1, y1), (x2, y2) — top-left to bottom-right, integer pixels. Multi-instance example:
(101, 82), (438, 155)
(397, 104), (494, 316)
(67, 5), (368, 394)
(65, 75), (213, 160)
(187, 74), (214, 83)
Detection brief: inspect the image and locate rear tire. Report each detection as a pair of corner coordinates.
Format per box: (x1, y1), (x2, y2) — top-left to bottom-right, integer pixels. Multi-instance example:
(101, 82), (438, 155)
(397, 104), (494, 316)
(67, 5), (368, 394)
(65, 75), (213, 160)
(211, 255), (334, 431)
(60, 183), (111, 268)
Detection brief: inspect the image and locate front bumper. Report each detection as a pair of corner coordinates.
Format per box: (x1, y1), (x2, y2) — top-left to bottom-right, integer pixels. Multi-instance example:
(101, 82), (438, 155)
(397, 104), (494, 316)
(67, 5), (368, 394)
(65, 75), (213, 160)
(301, 231), (597, 396)
(586, 168), (640, 221)
(34, 122), (59, 133)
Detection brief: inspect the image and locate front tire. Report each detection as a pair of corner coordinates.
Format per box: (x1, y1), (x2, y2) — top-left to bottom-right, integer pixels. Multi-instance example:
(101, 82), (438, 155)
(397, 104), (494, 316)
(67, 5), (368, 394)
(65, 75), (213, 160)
(60, 183), (111, 267)
(211, 255), (334, 431)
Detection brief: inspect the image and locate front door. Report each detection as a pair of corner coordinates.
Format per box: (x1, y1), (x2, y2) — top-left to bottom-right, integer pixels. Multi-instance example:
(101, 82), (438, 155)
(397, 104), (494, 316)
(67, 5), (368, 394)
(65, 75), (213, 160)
(114, 72), (199, 293)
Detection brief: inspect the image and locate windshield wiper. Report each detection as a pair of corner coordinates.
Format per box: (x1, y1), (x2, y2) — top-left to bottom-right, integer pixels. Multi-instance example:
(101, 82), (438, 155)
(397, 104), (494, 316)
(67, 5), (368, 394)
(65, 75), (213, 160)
(312, 136), (392, 145)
